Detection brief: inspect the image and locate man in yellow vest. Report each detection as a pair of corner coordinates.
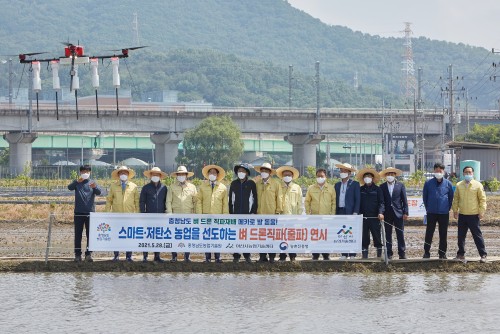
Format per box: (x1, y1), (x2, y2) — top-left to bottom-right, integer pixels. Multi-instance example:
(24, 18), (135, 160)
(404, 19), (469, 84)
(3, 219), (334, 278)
(105, 166), (140, 262)
(166, 165), (197, 262)
(196, 164), (229, 263)
(304, 168), (336, 260)
(452, 165), (488, 262)
(276, 165), (303, 262)
(254, 162), (283, 263)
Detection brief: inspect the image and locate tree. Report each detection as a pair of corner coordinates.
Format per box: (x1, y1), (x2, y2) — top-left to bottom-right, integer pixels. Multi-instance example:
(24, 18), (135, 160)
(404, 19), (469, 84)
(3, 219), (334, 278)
(176, 116), (244, 174)
(0, 148), (9, 166)
(460, 124), (500, 144)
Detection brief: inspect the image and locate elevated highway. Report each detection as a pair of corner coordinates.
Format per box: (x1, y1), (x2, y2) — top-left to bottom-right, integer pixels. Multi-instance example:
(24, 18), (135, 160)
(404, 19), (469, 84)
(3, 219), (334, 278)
(1, 103), (498, 174)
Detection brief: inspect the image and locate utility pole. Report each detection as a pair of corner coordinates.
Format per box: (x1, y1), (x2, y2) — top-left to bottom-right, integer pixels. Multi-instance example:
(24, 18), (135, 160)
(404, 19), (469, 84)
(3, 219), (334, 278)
(288, 65), (293, 109)
(381, 99), (386, 169)
(449, 64), (455, 173)
(8, 58), (13, 105)
(315, 61), (320, 134)
(413, 93), (417, 172)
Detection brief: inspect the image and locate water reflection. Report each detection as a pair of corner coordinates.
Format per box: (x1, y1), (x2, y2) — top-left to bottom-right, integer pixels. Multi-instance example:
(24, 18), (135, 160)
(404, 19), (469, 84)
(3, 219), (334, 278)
(0, 272), (498, 333)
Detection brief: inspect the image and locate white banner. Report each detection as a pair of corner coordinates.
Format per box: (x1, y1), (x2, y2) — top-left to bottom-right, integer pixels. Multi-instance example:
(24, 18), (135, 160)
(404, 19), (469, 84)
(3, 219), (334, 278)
(89, 213), (363, 253)
(407, 196), (426, 217)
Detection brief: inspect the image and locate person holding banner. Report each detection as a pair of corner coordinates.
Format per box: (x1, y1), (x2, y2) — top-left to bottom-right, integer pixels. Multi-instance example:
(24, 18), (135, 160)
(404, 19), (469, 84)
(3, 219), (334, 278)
(166, 165), (197, 262)
(254, 163), (283, 263)
(422, 162), (454, 259)
(357, 168), (384, 259)
(276, 165), (302, 262)
(229, 163), (258, 263)
(196, 164), (229, 263)
(334, 163), (360, 260)
(68, 164), (102, 262)
(380, 167), (409, 260)
(105, 166), (140, 262)
(140, 167), (168, 263)
(305, 168), (336, 260)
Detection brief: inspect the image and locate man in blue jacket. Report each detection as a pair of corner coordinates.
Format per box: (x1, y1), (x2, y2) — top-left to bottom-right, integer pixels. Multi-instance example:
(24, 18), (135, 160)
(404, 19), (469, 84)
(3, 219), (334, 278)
(140, 167), (168, 263)
(334, 163), (360, 259)
(422, 162), (454, 259)
(68, 165), (102, 262)
(380, 167), (409, 259)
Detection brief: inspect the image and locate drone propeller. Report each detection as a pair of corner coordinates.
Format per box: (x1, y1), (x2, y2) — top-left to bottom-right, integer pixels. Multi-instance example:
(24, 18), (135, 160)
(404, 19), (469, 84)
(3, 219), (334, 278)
(20, 52), (48, 57)
(107, 46), (148, 52)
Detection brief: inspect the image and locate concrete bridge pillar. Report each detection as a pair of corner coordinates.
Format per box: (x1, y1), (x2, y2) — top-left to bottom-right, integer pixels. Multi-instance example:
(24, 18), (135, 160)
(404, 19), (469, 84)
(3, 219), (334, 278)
(150, 132), (183, 173)
(284, 134), (325, 174)
(3, 132), (38, 176)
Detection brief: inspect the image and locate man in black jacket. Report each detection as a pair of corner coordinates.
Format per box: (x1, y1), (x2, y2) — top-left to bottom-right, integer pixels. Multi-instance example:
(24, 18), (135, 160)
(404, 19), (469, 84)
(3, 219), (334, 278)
(380, 167), (409, 259)
(68, 165), (102, 262)
(229, 163), (258, 263)
(140, 167), (168, 263)
(356, 168), (384, 259)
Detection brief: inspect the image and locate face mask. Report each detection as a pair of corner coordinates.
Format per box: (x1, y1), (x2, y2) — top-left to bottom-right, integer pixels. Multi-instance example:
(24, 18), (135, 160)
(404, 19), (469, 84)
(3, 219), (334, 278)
(434, 173), (444, 180)
(238, 172), (247, 180)
(119, 174), (128, 181)
(339, 173), (349, 179)
(261, 172), (270, 179)
(316, 177), (326, 184)
(364, 177), (373, 184)
(283, 176), (293, 183)
(386, 176), (395, 183)
(81, 173), (90, 180)
(208, 174), (217, 182)
(151, 176), (160, 183)
(177, 175), (186, 183)
(464, 174), (473, 182)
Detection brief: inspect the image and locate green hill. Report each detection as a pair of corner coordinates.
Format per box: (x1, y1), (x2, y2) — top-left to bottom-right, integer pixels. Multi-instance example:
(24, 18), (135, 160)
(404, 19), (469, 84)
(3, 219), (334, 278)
(0, 0), (499, 108)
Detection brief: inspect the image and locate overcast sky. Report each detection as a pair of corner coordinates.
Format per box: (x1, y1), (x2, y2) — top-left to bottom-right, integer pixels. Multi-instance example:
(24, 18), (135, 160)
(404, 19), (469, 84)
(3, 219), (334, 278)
(288, 0), (500, 50)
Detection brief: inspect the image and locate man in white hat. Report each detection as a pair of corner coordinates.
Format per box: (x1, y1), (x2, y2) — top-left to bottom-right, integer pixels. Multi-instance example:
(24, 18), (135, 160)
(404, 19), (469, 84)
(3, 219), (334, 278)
(105, 166), (140, 262)
(196, 164), (229, 263)
(304, 168), (336, 261)
(356, 168), (384, 259)
(166, 165), (197, 262)
(254, 162), (283, 263)
(380, 167), (409, 259)
(276, 165), (302, 262)
(334, 163), (360, 260)
(140, 167), (168, 263)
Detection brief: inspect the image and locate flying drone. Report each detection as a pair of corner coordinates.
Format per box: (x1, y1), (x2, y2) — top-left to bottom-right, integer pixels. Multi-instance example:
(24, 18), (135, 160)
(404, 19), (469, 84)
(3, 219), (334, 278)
(16, 43), (147, 120)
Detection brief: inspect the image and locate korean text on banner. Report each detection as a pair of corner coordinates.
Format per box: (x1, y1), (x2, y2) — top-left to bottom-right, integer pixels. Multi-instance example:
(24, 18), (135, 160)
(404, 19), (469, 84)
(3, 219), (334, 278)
(89, 213), (363, 254)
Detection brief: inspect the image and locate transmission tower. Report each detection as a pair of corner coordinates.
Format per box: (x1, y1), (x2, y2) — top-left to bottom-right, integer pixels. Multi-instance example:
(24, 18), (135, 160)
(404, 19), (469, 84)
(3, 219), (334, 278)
(132, 12), (140, 45)
(401, 22), (416, 100)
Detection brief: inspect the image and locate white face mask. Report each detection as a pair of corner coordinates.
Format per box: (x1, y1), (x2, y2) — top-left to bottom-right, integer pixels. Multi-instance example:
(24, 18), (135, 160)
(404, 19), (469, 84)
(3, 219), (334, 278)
(261, 172), (270, 179)
(81, 173), (90, 180)
(151, 176), (160, 183)
(238, 172), (247, 180)
(339, 172), (349, 179)
(119, 174), (128, 181)
(386, 176), (395, 183)
(434, 173), (444, 180)
(316, 177), (326, 184)
(177, 175), (186, 183)
(208, 174), (217, 182)
(283, 176), (293, 183)
(364, 177), (373, 184)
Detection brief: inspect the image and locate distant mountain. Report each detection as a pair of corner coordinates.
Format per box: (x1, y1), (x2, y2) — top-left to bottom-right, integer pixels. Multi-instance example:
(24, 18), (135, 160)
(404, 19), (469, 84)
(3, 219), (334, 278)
(1, 0), (498, 108)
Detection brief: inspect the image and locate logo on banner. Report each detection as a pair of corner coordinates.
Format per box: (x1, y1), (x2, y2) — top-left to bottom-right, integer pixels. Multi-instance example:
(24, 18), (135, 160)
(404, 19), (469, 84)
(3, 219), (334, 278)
(178, 243), (185, 248)
(279, 242), (288, 250)
(96, 223), (111, 242)
(337, 225), (353, 235)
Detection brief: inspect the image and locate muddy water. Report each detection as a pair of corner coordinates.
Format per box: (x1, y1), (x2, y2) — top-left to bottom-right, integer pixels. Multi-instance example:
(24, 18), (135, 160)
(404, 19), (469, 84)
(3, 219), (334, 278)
(0, 272), (498, 333)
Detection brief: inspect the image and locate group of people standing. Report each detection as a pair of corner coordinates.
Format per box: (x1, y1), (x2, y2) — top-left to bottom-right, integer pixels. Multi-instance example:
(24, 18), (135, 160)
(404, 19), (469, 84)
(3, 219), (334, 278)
(68, 161), (488, 264)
